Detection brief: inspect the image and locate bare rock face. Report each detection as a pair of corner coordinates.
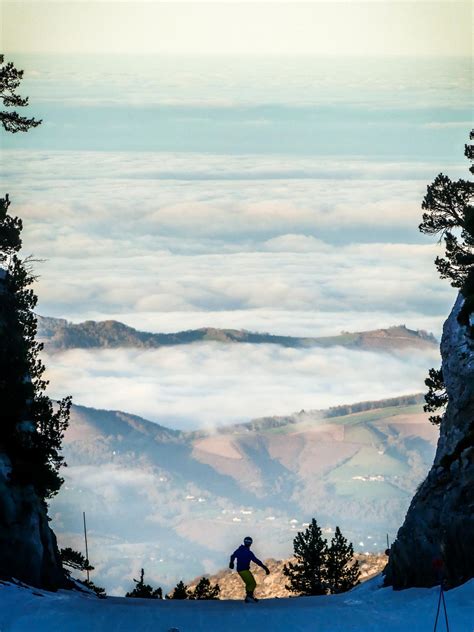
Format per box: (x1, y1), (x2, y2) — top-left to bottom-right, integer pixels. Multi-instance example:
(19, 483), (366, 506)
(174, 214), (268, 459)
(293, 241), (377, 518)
(384, 294), (474, 589)
(0, 451), (66, 589)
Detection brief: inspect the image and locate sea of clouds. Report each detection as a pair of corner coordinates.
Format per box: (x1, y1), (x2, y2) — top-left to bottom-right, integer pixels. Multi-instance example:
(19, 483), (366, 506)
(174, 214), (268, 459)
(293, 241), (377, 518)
(4, 148), (458, 429)
(43, 343), (440, 430)
(4, 150), (457, 327)
(3, 53), (470, 430)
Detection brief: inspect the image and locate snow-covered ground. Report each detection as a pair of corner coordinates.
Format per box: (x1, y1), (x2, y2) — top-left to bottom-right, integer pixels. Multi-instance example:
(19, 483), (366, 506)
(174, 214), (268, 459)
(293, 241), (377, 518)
(1, 576), (472, 632)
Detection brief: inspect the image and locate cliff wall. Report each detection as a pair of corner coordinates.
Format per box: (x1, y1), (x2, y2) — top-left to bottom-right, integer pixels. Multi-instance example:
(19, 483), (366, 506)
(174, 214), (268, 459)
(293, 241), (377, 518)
(0, 454), (65, 588)
(384, 294), (474, 588)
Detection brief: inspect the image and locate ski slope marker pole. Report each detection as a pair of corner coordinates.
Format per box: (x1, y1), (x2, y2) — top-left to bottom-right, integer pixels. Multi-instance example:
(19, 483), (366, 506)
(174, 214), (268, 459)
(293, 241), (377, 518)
(83, 511), (90, 582)
(432, 558), (450, 632)
(433, 582), (450, 632)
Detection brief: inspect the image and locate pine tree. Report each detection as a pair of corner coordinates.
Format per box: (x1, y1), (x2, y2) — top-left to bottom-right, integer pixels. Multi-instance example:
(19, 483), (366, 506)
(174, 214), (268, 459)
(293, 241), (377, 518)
(326, 527), (360, 594)
(419, 171), (474, 290)
(423, 367), (448, 426)
(125, 568), (163, 599)
(0, 194), (71, 499)
(60, 547), (106, 597)
(80, 579), (107, 598)
(168, 580), (190, 600)
(0, 56), (42, 133)
(418, 131), (474, 420)
(418, 130), (474, 323)
(60, 547), (94, 573)
(283, 518), (329, 596)
(189, 577), (220, 600)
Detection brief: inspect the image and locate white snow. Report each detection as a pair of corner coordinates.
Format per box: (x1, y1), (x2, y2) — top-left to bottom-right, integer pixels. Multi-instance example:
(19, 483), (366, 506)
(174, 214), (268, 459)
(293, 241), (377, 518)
(1, 576), (473, 632)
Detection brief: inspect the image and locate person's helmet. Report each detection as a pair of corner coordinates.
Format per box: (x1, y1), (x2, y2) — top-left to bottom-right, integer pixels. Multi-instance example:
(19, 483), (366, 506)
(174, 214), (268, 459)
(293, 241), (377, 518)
(244, 536), (253, 546)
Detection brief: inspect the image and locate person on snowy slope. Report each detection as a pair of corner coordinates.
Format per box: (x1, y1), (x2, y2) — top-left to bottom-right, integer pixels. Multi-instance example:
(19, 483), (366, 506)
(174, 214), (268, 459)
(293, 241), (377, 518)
(229, 537), (270, 602)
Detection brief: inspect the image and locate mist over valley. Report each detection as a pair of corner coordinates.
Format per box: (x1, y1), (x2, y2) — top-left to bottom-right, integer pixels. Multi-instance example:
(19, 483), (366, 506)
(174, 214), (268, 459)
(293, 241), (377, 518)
(38, 317), (440, 430)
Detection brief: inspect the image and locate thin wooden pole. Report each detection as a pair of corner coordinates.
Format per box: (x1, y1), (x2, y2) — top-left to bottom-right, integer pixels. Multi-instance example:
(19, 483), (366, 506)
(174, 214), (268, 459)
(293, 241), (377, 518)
(83, 511), (90, 582)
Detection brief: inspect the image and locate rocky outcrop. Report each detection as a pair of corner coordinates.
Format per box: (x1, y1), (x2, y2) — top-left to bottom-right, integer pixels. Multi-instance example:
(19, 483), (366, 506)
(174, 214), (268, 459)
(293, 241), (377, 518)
(188, 554), (387, 599)
(0, 455), (66, 589)
(384, 294), (474, 589)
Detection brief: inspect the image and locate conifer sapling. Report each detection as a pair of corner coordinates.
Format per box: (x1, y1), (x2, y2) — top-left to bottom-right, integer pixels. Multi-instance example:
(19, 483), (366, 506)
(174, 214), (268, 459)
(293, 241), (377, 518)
(283, 518), (329, 596)
(189, 577), (220, 600)
(168, 580), (190, 600)
(125, 568), (163, 599)
(326, 526), (360, 594)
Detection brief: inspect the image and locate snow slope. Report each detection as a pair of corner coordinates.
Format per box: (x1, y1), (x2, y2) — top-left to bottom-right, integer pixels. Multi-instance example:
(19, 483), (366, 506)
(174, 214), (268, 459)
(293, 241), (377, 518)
(1, 576), (472, 632)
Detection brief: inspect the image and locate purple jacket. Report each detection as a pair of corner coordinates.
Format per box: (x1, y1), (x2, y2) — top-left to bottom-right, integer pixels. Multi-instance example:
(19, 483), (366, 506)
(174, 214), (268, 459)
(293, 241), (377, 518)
(230, 545), (265, 572)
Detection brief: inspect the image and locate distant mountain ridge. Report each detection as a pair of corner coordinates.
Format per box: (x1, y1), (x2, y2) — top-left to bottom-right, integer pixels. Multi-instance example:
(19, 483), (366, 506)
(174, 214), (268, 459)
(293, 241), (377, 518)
(37, 315), (437, 353)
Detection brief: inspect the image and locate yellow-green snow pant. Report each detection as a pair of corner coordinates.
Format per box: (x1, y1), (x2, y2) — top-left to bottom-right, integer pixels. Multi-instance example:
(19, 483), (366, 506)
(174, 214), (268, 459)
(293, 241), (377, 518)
(238, 570), (257, 595)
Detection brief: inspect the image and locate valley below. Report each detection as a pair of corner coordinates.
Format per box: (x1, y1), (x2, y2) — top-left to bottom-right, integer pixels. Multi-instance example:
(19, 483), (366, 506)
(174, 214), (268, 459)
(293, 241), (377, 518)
(50, 394), (438, 595)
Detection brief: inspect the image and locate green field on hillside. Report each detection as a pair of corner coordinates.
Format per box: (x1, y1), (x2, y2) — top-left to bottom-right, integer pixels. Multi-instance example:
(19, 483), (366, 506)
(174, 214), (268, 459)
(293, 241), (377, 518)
(259, 404), (425, 436)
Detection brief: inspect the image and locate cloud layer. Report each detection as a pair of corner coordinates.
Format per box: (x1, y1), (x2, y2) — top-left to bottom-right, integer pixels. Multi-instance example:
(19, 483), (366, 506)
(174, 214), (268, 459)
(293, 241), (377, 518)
(43, 343), (439, 430)
(3, 150), (456, 336)
(3, 54), (465, 431)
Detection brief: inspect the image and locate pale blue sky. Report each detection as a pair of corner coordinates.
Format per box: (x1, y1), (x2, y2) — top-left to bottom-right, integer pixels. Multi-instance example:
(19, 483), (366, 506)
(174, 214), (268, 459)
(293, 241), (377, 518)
(3, 1), (472, 56)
